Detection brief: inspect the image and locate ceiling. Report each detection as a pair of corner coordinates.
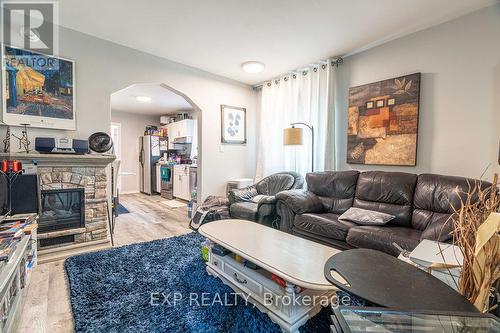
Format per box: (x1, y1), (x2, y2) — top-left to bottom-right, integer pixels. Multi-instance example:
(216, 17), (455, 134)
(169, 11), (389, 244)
(110, 83), (193, 115)
(57, 0), (496, 85)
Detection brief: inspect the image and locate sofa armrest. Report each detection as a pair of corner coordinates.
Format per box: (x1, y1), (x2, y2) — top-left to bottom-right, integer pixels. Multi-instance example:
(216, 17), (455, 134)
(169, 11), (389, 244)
(275, 190), (324, 214)
(257, 195), (277, 207)
(275, 190), (324, 233)
(421, 216), (454, 242)
(228, 185), (258, 204)
(256, 196), (278, 225)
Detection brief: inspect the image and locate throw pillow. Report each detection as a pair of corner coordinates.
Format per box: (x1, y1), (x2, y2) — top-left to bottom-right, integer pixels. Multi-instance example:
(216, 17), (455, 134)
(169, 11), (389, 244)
(339, 207), (395, 226)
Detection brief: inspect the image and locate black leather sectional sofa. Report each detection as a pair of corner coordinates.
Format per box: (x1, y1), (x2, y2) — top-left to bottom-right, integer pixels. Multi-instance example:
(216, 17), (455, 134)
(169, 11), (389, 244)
(276, 170), (490, 256)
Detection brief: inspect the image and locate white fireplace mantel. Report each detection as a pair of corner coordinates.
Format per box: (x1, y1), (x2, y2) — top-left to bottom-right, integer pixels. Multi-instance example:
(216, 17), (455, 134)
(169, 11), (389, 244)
(0, 152), (116, 167)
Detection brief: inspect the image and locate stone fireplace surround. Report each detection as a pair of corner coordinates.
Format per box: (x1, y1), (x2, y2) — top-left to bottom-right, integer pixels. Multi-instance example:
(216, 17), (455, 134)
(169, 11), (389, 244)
(0, 152), (115, 251)
(38, 165), (108, 244)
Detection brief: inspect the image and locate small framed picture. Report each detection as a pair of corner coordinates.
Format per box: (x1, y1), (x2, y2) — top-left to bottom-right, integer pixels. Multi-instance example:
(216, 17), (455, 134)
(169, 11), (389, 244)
(365, 101), (374, 109)
(221, 105), (246, 144)
(387, 98), (396, 106)
(376, 99), (385, 107)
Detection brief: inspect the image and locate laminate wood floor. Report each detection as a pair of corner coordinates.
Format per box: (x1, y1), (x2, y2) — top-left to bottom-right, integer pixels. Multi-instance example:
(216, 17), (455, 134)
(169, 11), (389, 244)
(13, 193), (191, 333)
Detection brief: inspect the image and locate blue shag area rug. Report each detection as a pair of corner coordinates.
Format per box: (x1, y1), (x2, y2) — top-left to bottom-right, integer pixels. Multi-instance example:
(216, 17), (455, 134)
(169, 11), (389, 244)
(116, 203), (130, 215)
(65, 232), (362, 333)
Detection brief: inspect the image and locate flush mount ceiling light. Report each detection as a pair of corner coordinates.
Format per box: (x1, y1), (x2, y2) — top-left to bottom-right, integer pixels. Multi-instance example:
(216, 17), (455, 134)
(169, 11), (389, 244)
(136, 96), (152, 102)
(241, 61), (265, 74)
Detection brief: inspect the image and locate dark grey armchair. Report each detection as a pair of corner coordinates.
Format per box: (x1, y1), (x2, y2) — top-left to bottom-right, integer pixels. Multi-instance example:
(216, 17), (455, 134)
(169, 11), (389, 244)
(228, 172), (304, 228)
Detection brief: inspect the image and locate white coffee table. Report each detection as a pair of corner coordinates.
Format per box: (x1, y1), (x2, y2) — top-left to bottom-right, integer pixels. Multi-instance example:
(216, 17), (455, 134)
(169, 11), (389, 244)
(199, 219), (339, 333)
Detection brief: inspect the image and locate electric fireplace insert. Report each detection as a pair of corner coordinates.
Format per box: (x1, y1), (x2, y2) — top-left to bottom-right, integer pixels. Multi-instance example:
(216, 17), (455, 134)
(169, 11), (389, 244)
(39, 188), (84, 233)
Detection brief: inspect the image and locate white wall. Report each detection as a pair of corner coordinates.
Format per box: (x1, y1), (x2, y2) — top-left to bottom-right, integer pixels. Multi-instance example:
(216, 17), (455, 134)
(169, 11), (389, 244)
(0, 26), (257, 199)
(111, 111), (159, 194)
(335, 5), (500, 179)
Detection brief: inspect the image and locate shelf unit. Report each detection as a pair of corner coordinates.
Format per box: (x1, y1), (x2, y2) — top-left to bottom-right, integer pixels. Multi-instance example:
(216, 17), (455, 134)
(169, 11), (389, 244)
(0, 220), (37, 333)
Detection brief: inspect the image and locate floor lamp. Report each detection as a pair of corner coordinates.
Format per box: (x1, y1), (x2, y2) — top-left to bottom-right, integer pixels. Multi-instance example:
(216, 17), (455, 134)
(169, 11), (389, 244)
(283, 122), (314, 172)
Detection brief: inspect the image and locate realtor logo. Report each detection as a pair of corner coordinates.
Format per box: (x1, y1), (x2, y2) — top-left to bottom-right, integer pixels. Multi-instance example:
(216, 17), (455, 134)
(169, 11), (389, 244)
(1, 1), (58, 55)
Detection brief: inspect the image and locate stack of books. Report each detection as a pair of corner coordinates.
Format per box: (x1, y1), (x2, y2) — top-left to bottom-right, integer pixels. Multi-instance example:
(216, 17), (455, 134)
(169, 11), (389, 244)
(0, 221), (25, 239)
(0, 214), (37, 263)
(0, 238), (15, 262)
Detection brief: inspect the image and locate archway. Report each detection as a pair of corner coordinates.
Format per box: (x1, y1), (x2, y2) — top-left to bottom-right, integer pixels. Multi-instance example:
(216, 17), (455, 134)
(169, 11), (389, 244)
(108, 82), (204, 243)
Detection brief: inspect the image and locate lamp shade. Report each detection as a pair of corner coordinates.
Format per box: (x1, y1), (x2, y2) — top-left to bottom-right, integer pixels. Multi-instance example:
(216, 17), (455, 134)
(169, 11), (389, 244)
(283, 127), (303, 145)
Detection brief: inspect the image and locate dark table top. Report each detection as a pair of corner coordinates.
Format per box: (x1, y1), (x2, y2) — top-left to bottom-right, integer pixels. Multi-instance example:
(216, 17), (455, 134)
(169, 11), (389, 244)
(324, 248), (478, 313)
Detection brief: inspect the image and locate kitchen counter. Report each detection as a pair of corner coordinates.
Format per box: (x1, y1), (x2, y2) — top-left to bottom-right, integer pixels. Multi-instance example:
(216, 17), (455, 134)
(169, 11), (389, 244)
(173, 164), (195, 200)
(156, 162), (196, 167)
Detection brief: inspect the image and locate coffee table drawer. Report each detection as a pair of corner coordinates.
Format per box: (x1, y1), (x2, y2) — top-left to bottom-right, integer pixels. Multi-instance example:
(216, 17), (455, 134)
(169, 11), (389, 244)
(224, 263), (262, 296)
(211, 255), (224, 270)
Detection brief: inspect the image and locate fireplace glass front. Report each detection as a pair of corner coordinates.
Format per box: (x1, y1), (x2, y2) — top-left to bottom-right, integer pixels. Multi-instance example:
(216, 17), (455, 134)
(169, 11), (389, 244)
(39, 188), (85, 233)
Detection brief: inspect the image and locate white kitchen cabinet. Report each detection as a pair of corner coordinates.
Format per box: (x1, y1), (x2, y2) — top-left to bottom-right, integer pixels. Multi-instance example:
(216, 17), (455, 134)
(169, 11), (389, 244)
(177, 119), (194, 139)
(166, 122), (177, 149)
(166, 119), (194, 147)
(173, 165), (191, 200)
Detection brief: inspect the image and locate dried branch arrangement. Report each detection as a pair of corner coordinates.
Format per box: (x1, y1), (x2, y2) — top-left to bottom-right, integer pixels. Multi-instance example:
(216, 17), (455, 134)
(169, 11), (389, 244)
(450, 174), (500, 312)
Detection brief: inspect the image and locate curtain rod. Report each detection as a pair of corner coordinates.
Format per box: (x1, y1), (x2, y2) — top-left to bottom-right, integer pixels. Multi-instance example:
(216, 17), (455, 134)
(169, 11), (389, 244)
(252, 57), (343, 90)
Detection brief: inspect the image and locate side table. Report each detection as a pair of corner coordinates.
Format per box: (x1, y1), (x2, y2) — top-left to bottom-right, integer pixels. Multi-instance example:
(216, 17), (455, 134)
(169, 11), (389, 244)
(324, 248), (478, 312)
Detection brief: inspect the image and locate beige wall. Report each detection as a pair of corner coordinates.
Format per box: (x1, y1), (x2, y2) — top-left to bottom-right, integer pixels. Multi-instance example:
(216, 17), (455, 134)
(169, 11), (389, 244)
(335, 5), (500, 179)
(0, 26), (257, 199)
(111, 111), (160, 194)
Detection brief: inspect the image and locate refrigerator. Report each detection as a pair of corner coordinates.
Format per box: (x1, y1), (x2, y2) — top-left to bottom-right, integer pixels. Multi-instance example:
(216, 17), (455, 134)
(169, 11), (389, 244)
(139, 135), (163, 195)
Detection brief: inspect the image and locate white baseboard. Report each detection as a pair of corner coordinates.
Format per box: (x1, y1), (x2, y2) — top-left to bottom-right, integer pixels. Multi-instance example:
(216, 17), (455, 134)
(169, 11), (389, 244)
(120, 190), (140, 194)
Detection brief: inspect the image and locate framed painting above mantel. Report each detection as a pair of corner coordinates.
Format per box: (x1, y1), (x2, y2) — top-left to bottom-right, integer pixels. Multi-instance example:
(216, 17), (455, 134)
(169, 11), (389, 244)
(347, 72), (420, 166)
(1, 45), (76, 130)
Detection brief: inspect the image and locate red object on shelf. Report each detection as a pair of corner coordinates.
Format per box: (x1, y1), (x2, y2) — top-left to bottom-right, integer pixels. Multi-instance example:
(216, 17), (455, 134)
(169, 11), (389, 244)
(12, 160), (22, 172)
(1, 160), (8, 173)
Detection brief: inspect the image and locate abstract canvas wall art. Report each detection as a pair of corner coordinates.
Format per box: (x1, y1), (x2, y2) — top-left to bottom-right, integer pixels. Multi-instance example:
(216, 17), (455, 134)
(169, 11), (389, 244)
(347, 73), (420, 166)
(2, 45), (76, 130)
(221, 104), (246, 144)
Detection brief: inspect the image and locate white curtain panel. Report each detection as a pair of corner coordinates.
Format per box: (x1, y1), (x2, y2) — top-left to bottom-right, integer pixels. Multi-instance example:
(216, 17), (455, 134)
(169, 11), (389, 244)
(255, 62), (336, 179)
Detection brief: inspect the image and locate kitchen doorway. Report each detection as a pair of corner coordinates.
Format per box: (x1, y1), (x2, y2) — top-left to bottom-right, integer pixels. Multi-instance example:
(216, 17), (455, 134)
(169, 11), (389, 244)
(109, 82), (202, 241)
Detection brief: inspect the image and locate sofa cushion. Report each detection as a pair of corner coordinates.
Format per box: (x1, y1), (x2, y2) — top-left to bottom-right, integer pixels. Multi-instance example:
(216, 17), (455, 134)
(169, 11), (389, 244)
(413, 174), (492, 242)
(346, 226), (422, 256)
(291, 228), (355, 250)
(339, 207), (395, 226)
(293, 213), (357, 241)
(306, 171), (360, 214)
(419, 211), (453, 242)
(229, 202), (258, 221)
(353, 171), (417, 228)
